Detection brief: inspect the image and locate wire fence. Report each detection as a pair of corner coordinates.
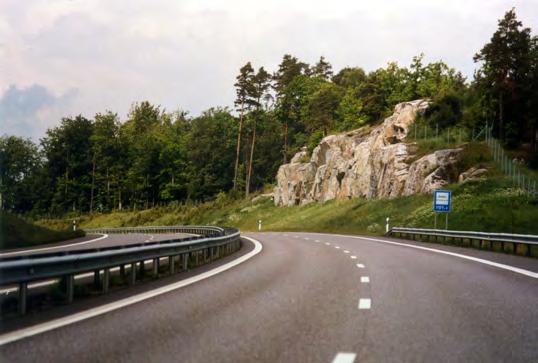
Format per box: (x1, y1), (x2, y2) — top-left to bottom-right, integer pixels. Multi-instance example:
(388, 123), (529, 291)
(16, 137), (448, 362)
(485, 124), (537, 195)
(408, 121), (537, 196)
(410, 122), (472, 144)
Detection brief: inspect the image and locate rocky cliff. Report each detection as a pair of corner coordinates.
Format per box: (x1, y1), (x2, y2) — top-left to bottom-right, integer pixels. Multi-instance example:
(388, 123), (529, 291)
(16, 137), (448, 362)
(274, 99), (469, 206)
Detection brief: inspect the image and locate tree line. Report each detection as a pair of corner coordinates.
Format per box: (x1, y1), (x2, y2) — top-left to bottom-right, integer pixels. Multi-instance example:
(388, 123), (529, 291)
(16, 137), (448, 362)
(1, 9), (536, 216)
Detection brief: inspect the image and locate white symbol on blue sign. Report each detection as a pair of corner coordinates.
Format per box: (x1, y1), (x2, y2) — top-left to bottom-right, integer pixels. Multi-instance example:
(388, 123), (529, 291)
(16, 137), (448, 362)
(433, 190), (451, 212)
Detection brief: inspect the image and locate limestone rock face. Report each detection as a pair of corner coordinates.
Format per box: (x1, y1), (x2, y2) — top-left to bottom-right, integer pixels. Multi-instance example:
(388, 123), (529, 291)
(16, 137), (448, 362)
(273, 99), (465, 206)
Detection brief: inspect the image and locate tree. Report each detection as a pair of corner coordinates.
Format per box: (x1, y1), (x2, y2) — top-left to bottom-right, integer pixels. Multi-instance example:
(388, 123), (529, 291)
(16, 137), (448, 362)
(303, 82), (343, 135)
(245, 67), (271, 196)
(41, 115), (94, 214)
(91, 111), (122, 212)
(122, 101), (164, 209)
(528, 36), (538, 158)
(0, 136), (41, 212)
(474, 8), (533, 146)
(424, 91), (463, 129)
(336, 87), (368, 131)
(233, 62), (255, 191)
(185, 108), (237, 199)
(310, 56), (333, 79)
(158, 111), (189, 202)
(273, 54), (309, 163)
(332, 67), (367, 88)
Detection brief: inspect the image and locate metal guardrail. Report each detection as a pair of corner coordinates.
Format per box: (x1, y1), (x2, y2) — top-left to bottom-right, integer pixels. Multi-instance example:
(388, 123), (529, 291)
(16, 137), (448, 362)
(85, 225), (226, 237)
(0, 226), (241, 315)
(387, 227), (538, 256)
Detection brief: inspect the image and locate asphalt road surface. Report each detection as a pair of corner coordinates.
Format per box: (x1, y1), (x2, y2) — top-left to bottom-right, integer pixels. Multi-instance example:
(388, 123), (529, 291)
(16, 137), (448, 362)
(0, 232), (537, 363)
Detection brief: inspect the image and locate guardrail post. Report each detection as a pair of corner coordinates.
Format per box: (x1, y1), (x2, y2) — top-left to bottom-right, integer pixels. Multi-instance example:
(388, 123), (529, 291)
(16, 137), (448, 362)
(139, 261), (146, 277)
(18, 282), (27, 315)
(103, 268), (110, 293)
(129, 263), (136, 285)
(65, 274), (74, 303)
(153, 258), (159, 277)
(93, 270), (100, 288)
(169, 256), (175, 274)
(183, 253), (189, 271)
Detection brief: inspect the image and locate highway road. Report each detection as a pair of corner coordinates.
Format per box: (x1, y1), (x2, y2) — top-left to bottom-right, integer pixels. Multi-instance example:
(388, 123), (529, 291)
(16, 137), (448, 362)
(0, 231), (537, 362)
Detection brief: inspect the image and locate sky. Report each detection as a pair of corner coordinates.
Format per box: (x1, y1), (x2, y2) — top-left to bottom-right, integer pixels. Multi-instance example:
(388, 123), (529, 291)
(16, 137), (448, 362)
(1, 0), (537, 140)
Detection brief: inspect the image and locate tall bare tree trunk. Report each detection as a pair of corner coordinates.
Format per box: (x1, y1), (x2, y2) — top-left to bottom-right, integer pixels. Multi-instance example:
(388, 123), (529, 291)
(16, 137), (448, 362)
(233, 102), (245, 190)
(65, 169), (68, 197)
(90, 153), (96, 213)
(118, 189), (122, 211)
(106, 167), (110, 210)
(245, 119), (257, 196)
(0, 174), (3, 211)
(499, 92), (504, 141)
(531, 124), (538, 152)
(283, 120), (288, 164)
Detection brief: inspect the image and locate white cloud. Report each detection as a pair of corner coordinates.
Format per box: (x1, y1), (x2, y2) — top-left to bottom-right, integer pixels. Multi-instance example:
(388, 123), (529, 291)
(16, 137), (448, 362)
(1, 0), (537, 138)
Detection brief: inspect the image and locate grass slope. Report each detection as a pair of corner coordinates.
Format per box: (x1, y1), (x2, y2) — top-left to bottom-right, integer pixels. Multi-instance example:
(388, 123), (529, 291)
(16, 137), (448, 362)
(36, 177), (538, 237)
(0, 213), (85, 250)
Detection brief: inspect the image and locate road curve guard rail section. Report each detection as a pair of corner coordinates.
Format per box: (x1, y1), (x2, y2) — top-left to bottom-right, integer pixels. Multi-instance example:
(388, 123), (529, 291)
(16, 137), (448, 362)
(0, 226), (241, 315)
(387, 227), (538, 257)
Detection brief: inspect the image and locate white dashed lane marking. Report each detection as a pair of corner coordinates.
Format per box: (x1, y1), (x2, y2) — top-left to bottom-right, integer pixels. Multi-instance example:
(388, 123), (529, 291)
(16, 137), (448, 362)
(358, 298), (371, 309)
(325, 242), (331, 246)
(356, 263), (365, 268)
(361, 276), (370, 283)
(335, 246), (341, 249)
(350, 256), (357, 259)
(343, 250), (350, 254)
(332, 352), (357, 363)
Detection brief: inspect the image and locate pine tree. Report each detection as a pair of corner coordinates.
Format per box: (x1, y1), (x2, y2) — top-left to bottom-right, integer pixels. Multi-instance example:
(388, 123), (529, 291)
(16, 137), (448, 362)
(474, 8), (533, 145)
(233, 62), (255, 190)
(245, 67), (271, 196)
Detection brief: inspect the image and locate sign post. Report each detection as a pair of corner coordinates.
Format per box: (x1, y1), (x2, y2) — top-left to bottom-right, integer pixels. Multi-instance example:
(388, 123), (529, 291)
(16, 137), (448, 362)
(433, 190), (451, 230)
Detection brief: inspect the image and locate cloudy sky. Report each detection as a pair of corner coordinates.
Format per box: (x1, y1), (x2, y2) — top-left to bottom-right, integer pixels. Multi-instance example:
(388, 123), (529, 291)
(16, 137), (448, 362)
(1, 0), (537, 140)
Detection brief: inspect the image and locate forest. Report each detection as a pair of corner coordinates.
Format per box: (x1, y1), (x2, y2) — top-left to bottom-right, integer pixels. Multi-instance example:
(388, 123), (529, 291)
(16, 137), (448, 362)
(1, 9), (537, 217)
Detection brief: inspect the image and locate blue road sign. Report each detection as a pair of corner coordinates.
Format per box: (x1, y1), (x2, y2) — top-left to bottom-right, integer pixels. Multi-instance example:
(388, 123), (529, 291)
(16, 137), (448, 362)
(433, 190), (451, 212)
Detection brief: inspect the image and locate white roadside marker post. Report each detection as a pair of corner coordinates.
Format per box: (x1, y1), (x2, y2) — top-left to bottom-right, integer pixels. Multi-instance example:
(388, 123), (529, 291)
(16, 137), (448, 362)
(385, 217), (390, 233)
(258, 220), (262, 231)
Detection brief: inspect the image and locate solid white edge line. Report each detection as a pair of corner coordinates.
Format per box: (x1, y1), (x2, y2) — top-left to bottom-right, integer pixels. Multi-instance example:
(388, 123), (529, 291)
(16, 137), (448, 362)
(332, 352), (357, 363)
(0, 234), (109, 257)
(313, 232), (538, 279)
(0, 236), (263, 346)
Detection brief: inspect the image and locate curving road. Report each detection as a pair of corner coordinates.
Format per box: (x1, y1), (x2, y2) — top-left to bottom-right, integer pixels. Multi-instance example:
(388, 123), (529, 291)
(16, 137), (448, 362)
(0, 232), (537, 362)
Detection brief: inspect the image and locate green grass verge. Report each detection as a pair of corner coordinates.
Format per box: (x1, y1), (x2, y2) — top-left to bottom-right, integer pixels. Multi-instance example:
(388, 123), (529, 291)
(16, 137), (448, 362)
(0, 213), (85, 250)
(36, 177), (538, 237)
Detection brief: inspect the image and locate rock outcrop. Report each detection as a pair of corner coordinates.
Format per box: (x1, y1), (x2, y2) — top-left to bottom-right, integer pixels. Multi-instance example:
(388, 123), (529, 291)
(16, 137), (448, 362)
(274, 99), (465, 206)
(458, 166), (488, 183)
